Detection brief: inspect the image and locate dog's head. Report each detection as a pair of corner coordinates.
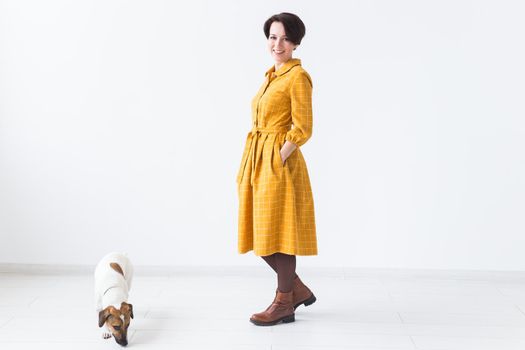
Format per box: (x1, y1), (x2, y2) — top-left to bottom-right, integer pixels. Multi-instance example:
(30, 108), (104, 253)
(98, 302), (134, 346)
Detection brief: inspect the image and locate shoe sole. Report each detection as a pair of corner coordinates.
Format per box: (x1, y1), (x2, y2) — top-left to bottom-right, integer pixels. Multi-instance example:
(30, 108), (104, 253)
(250, 314), (295, 326)
(294, 294), (317, 310)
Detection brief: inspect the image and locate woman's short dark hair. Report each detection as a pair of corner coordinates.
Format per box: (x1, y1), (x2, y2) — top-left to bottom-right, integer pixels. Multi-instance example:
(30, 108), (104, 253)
(263, 12), (306, 46)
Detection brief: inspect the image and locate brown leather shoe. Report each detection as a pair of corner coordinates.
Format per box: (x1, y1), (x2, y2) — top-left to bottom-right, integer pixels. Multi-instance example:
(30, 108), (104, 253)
(293, 276), (317, 310)
(250, 291), (295, 326)
(267, 277), (317, 311)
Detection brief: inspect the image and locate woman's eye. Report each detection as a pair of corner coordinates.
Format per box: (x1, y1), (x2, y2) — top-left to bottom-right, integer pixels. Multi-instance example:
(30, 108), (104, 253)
(113, 326), (121, 330)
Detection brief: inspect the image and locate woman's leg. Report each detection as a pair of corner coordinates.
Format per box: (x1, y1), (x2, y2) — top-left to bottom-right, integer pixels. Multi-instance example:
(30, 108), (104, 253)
(268, 253), (316, 309)
(250, 252), (296, 325)
(274, 253), (296, 293)
(261, 254), (277, 273)
(261, 254), (298, 279)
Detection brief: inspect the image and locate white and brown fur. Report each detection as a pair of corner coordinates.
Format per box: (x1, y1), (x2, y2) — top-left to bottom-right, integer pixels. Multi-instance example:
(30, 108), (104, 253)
(94, 252), (134, 346)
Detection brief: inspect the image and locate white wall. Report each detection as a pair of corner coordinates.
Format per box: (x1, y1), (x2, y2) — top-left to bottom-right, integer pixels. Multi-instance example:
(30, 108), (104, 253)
(1, 0), (524, 270)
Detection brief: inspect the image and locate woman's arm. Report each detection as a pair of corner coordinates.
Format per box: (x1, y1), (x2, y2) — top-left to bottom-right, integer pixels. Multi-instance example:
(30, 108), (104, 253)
(281, 70), (313, 164)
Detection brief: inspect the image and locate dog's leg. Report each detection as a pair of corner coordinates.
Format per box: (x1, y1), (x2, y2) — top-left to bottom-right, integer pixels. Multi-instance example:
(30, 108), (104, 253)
(102, 332), (112, 339)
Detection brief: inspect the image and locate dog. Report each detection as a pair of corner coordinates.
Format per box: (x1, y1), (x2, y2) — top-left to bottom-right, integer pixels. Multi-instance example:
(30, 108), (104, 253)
(94, 252), (134, 346)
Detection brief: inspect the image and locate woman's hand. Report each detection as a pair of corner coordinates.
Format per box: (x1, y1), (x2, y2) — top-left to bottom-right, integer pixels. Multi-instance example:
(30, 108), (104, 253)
(280, 141), (298, 165)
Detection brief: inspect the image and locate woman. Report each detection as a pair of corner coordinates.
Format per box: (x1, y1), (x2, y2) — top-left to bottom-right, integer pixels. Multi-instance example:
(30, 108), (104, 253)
(236, 12), (318, 326)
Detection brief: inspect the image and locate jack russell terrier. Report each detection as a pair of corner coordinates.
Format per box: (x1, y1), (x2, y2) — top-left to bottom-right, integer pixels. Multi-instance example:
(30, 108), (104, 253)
(94, 252), (134, 346)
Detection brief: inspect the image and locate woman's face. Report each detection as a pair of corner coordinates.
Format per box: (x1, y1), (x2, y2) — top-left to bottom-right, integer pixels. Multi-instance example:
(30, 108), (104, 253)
(267, 21), (298, 66)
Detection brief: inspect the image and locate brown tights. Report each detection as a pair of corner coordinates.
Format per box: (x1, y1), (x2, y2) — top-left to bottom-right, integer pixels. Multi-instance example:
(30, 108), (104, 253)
(261, 253), (298, 293)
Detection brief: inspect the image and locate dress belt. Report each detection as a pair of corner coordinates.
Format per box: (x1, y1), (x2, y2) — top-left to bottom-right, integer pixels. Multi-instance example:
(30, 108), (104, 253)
(241, 126), (291, 185)
(250, 126), (291, 135)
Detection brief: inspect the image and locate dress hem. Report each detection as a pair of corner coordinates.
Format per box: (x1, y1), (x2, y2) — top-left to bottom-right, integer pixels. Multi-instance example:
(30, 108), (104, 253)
(238, 248), (318, 257)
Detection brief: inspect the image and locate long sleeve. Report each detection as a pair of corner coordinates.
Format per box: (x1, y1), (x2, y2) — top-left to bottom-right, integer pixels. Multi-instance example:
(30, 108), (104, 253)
(285, 70), (313, 147)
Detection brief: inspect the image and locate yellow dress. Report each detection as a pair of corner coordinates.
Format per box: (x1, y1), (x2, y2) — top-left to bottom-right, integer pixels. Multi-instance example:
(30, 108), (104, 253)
(236, 58), (317, 256)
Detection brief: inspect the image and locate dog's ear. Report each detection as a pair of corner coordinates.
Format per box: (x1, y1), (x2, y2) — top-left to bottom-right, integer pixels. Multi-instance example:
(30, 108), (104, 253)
(110, 262), (124, 276)
(98, 308), (111, 328)
(121, 302), (134, 319)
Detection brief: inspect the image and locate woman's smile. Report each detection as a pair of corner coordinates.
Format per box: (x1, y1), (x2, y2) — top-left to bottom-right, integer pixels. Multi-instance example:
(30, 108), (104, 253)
(267, 21), (298, 68)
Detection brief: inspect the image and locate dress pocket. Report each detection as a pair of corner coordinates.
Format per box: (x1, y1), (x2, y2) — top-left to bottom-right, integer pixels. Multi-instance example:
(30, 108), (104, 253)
(271, 140), (286, 176)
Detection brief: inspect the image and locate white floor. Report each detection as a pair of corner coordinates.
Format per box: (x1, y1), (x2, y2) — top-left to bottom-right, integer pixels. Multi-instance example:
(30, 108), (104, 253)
(1, 267), (525, 349)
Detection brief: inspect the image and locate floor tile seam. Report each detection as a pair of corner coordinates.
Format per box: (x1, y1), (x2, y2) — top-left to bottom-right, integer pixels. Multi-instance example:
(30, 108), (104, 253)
(27, 296), (39, 307)
(269, 344), (416, 350)
(140, 316), (249, 321)
(129, 339), (272, 346)
(0, 340), (100, 343)
(388, 295), (513, 301)
(389, 292), (516, 296)
(266, 322), (525, 339)
(396, 320), (525, 327)
(408, 335), (419, 349)
(397, 310), (525, 316)
(514, 304), (525, 318)
(130, 328), (274, 333)
(271, 329), (435, 337)
(409, 333), (525, 340)
(143, 309), (150, 318)
(0, 317), (14, 329)
(130, 327), (421, 337)
(492, 282), (522, 302)
(5, 323), (525, 333)
(271, 345), (416, 350)
(2, 328), (523, 340)
(397, 311), (525, 320)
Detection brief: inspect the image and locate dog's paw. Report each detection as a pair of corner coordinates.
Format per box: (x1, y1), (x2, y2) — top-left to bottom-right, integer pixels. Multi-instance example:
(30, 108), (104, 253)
(102, 332), (112, 339)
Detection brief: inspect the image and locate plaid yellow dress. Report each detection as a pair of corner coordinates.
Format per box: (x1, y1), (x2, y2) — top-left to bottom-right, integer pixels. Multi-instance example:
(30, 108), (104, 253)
(236, 58), (317, 256)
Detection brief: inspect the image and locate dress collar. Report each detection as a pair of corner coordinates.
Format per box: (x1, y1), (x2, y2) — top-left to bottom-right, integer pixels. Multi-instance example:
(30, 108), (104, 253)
(265, 58), (302, 78)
